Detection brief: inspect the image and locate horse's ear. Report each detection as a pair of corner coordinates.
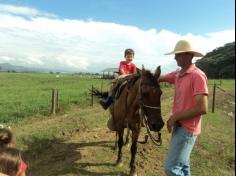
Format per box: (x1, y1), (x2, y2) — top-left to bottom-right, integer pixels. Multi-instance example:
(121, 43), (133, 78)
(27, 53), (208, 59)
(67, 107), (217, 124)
(141, 64), (145, 75)
(154, 66), (161, 78)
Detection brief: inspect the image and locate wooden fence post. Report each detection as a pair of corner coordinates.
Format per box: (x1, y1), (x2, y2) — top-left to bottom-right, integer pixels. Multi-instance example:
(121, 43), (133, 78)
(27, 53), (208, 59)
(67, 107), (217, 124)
(91, 85), (94, 107)
(101, 79), (104, 92)
(212, 83), (216, 113)
(51, 89), (56, 115)
(56, 89), (59, 112)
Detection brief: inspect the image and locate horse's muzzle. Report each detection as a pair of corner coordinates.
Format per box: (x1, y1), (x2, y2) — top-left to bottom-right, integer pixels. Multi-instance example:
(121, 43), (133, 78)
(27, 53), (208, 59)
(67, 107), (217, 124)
(149, 119), (164, 132)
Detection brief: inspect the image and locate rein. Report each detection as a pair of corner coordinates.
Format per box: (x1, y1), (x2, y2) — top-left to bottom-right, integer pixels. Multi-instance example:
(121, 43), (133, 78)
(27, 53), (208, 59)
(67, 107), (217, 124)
(139, 108), (162, 146)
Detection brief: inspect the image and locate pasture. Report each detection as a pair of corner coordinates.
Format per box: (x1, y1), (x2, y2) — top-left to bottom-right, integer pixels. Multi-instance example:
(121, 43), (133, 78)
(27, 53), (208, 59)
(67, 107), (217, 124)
(0, 72), (108, 122)
(0, 72), (235, 176)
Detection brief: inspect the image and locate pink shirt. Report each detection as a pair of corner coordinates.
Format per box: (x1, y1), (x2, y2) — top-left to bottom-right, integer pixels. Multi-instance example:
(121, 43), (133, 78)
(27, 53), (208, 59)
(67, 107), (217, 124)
(163, 64), (208, 135)
(17, 160), (27, 176)
(119, 61), (137, 75)
(21, 160), (27, 172)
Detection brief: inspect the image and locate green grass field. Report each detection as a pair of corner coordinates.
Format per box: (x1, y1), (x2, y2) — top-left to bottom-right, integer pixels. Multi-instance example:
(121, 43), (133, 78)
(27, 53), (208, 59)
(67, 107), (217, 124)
(0, 72), (235, 175)
(0, 72), (111, 122)
(1, 72), (234, 123)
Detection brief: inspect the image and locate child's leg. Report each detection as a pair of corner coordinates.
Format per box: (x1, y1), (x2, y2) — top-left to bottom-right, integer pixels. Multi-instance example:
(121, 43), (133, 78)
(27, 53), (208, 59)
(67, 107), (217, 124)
(99, 85), (114, 110)
(108, 86), (113, 96)
(104, 86), (113, 104)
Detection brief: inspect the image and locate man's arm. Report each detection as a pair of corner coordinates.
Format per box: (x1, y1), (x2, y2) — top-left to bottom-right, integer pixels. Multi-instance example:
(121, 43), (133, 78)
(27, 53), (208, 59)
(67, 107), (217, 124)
(158, 75), (167, 82)
(167, 94), (208, 133)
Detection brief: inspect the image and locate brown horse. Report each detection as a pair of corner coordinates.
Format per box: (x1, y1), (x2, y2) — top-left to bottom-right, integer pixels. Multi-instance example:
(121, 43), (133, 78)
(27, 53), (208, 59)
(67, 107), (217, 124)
(91, 66), (164, 176)
(108, 66), (164, 176)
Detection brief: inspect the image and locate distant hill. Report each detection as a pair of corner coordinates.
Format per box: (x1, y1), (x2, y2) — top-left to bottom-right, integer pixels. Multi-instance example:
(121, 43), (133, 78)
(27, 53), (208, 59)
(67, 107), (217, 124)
(196, 42), (235, 79)
(0, 63), (66, 73)
(0, 63), (37, 72)
(0, 63), (51, 73)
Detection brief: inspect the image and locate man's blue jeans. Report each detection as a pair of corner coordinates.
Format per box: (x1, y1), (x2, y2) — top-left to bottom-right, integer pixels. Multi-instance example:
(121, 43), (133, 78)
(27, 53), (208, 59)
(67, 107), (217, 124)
(165, 124), (197, 176)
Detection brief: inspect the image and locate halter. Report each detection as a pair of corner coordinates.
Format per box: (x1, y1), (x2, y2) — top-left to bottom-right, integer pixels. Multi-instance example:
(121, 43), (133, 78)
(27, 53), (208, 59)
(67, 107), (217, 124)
(139, 80), (161, 111)
(141, 103), (161, 110)
(139, 80), (162, 146)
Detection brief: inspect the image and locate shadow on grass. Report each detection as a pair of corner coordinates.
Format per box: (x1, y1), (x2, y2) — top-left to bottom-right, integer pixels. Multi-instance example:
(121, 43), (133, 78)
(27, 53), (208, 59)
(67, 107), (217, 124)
(22, 137), (127, 176)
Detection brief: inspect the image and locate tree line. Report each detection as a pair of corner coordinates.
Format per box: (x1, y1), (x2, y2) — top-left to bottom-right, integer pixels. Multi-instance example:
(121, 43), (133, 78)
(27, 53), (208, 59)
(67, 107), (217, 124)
(196, 41), (235, 79)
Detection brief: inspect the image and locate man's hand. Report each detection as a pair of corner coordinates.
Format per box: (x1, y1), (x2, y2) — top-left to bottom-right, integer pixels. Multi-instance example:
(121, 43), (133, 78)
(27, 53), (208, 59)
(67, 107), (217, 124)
(167, 115), (176, 133)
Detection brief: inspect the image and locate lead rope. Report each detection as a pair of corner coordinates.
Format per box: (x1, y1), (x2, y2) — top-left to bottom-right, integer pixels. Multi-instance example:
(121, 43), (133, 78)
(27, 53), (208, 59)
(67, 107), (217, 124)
(139, 108), (162, 146)
(138, 80), (162, 146)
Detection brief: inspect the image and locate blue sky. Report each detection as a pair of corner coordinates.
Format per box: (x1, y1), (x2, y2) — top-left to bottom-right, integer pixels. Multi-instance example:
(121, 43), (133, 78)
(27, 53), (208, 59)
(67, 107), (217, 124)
(0, 0), (235, 73)
(3, 0), (234, 34)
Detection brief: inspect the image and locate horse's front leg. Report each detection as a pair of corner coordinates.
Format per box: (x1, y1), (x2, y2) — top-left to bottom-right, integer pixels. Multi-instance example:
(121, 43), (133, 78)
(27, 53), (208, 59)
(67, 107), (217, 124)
(124, 127), (130, 146)
(129, 128), (140, 176)
(116, 129), (124, 166)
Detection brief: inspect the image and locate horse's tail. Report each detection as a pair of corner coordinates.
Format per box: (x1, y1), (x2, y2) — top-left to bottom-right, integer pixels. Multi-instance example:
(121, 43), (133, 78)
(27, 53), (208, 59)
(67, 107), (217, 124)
(89, 87), (108, 99)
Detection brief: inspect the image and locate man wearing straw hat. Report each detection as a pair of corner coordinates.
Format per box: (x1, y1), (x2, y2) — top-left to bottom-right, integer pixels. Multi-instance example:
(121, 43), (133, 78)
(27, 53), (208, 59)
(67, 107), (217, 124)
(158, 40), (208, 176)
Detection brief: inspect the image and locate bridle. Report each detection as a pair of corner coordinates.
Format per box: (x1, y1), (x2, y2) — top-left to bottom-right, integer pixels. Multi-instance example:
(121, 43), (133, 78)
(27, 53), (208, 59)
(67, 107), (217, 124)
(141, 103), (161, 110)
(139, 79), (162, 146)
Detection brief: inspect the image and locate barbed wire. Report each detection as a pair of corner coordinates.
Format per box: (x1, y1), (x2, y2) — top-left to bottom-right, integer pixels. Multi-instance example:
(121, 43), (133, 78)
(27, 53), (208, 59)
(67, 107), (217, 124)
(216, 86), (235, 98)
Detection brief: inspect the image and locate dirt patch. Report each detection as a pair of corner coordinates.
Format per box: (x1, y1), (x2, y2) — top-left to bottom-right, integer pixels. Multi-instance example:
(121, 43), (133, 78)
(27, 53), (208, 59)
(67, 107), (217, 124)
(23, 126), (167, 176)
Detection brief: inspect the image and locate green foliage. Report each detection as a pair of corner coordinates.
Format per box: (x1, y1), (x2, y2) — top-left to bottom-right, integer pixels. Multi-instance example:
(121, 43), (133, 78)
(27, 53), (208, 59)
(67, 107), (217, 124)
(196, 42), (235, 78)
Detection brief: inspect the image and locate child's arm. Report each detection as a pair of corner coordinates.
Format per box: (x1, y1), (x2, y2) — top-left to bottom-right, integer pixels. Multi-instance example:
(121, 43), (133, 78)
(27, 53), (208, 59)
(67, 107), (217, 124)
(118, 62), (127, 75)
(119, 68), (126, 75)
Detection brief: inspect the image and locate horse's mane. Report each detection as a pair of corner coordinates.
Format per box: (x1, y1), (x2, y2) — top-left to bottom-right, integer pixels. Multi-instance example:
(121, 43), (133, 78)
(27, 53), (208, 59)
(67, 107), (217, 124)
(141, 69), (159, 87)
(127, 69), (159, 89)
(137, 67), (155, 81)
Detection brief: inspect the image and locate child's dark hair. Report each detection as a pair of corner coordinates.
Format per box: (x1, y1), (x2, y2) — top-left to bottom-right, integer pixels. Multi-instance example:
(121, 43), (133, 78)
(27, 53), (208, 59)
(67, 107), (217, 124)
(0, 147), (21, 176)
(124, 48), (135, 57)
(0, 128), (14, 148)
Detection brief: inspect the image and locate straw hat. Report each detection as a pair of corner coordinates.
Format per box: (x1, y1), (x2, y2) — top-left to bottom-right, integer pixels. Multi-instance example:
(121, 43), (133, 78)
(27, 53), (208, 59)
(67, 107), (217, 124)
(165, 40), (204, 57)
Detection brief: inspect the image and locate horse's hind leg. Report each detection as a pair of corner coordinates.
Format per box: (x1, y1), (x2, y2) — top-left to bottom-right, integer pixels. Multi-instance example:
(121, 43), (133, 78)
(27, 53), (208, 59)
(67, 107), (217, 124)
(129, 129), (139, 176)
(116, 129), (124, 166)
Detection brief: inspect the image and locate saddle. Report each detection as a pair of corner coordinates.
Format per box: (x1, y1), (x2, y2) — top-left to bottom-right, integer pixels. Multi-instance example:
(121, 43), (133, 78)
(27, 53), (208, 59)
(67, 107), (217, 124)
(108, 74), (142, 131)
(112, 74), (140, 100)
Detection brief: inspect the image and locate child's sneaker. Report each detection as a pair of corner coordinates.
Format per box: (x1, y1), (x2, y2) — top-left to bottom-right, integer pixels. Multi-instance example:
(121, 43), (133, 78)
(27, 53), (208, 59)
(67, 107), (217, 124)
(99, 99), (109, 110)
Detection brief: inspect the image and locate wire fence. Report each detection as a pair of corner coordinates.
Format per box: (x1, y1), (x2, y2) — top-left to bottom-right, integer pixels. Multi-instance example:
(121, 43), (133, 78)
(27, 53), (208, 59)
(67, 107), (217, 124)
(0, 77), (234, 122)
(211, 83), (235, 119)
(0, 87), (96, 122)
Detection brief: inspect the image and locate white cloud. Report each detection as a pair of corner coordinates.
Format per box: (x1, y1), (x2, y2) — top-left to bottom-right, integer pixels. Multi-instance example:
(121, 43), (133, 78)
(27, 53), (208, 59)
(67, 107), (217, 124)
(0, 4), (56, 17)
(0, 4), (235, 73)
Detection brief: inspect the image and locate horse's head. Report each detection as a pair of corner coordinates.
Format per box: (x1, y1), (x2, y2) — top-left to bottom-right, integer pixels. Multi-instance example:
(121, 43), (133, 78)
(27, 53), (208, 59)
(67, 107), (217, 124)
(140, 66), (164, 132)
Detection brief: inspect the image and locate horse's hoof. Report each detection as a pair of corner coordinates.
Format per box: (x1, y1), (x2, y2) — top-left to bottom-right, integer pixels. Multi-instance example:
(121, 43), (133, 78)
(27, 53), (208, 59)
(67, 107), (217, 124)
(129, 168), (137, 176)
(125, 143), (130, 148)
(144, 134), (149, 142)
(130, 172), (137, 176)
(116, 162), (123, 167)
